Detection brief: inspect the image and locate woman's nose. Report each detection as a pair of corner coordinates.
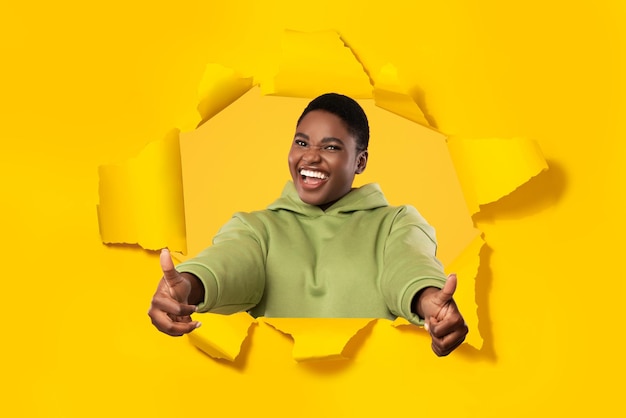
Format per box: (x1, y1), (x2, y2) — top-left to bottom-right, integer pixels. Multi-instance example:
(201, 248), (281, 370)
(302, 147), (322, 162)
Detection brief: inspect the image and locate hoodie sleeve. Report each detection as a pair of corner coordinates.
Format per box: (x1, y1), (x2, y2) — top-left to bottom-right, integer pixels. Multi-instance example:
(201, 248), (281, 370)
(380, 205), (447, 325)
(176, 214), (266, 314)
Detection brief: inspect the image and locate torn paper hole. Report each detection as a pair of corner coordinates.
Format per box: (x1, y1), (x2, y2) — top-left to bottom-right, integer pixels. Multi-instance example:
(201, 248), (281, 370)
(196, 63), (255, 127)
(261, 318), (377, 362)
(373, 63), (431, 128)
(443, 234), (485, 349)
(260, 29), (373, 98)
(447, 137), (549, 214)
(97, 129), (187, 254)
(98, 28), (551, 360)
(187, 312), (256, 361)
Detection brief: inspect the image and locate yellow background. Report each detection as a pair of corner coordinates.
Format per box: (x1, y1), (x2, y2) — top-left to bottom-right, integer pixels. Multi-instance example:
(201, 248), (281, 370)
(1, 1), (624, 417)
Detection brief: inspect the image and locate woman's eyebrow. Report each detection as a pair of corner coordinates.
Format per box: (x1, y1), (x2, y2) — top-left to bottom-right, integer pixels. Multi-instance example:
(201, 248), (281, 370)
(320, 137), (345, 145)
(294, 133), (345, 145)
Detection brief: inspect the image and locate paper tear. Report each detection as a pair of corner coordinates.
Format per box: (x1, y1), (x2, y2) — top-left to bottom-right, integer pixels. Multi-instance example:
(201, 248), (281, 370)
(95, 28), (537, 360)
(261, 318), (376, 362)
(260, 29), (373, 98)
(97, 129), (187, 253)
(196, 63), (255, 127)
(447, 137), (549, 214)
(187, 312), (256, 361)
(373, 63), (431, 128)
(443, 234), (485, 349)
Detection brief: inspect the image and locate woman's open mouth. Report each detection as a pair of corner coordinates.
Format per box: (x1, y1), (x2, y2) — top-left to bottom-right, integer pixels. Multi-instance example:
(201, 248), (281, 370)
(299, 168), (329, 187)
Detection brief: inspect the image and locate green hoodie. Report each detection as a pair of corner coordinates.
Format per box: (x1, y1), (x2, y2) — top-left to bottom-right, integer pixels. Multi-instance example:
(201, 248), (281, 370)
(177, 182), (447, 325)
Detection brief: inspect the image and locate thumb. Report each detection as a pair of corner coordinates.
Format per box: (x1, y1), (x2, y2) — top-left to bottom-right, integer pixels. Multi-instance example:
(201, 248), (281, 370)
(160, 248), (180, 283)
(438, 273), (458, 303)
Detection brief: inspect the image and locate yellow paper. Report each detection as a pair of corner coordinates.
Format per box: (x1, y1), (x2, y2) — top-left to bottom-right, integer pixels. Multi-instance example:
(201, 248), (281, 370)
(261, 29), (373, 98)
(261, 318), (376, 361)
(196, 63), (255, 127)
(7, 2), (623, 417)
(97, 28), (505, 360)
(97, 129), (187, 253)
(373, 63), (431, 127)
(186, 312), (256, 361)
(447, 137), (549, 214)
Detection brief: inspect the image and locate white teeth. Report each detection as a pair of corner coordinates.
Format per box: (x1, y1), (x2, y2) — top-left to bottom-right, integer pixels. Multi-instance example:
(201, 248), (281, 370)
(300, 169), (328, 180)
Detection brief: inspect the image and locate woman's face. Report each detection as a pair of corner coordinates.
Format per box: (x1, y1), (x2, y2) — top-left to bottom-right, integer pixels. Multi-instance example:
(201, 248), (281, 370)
(288, 110), (368, 209)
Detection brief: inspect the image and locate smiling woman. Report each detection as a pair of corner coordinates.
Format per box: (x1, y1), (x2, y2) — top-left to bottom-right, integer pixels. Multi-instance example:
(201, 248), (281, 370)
(148, 92), (469, 356)
(289, 95), (369, 210)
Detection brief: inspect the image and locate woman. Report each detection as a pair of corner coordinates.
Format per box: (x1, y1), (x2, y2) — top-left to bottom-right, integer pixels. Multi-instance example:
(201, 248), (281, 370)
(148, 93), (468, 356)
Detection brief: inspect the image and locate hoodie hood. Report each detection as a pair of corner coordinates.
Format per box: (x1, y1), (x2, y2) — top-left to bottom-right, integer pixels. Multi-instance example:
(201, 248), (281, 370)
(267, 181), (388, 216)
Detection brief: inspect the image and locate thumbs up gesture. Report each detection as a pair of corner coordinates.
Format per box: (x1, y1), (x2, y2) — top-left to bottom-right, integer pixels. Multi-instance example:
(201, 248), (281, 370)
(148, 249), (203, 336)
(415, 273), (468, 356)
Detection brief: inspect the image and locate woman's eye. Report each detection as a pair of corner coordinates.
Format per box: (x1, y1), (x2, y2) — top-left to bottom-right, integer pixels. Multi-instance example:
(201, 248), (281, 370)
(324, 145), (340, 151)
(295, 140), (307, 147)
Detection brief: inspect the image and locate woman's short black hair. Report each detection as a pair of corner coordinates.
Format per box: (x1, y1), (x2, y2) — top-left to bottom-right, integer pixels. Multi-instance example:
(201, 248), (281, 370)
(296, 93), (369, 152)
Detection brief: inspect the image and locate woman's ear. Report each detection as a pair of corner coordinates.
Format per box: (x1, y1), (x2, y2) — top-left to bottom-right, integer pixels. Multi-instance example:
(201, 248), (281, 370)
(355, 150), (368, 174)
